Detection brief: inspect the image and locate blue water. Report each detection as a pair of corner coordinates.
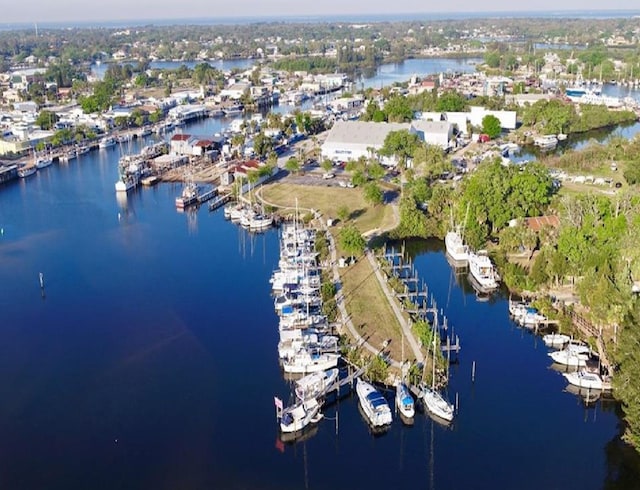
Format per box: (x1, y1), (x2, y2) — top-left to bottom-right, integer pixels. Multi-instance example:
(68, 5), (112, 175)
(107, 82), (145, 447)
(1, 119), (639, 488)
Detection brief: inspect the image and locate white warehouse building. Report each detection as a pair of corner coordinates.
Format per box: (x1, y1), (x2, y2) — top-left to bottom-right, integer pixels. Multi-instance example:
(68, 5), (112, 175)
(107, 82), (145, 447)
(321, 120), (453, 164)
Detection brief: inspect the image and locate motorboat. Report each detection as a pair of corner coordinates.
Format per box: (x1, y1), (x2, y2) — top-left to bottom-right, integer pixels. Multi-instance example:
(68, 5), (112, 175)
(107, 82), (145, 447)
(468, 250), (499, 292)
(356, 378), (392, 427)
(419, 382), (454, 422)
(534, 134), (558, 150)
(542, 333), (571, 349)
(562, 370), (603, 390)
(294, 368), (339, 401)
(279, 397), (323, 434)
(445, 228), (469, 263)
(395, 382), (415, 421)
(548, 348), (589, 367)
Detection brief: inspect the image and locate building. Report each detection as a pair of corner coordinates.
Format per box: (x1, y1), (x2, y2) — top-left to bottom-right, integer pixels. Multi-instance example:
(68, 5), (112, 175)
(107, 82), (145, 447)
(411, 120), (454, 148)
(320, 120), (454, 164)
(321, 121), (410, 164)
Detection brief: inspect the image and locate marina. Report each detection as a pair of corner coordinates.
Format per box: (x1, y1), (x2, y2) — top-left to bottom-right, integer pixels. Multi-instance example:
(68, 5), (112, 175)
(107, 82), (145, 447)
(1, 63), (640, 488)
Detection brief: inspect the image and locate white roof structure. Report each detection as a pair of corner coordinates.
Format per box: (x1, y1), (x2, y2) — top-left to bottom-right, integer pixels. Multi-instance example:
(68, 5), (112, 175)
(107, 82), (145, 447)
(323, 121), (411, 148)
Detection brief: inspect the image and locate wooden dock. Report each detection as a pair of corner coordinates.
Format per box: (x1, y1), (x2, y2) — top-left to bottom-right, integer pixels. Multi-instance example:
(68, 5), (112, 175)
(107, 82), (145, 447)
(208, 193), (232, 212)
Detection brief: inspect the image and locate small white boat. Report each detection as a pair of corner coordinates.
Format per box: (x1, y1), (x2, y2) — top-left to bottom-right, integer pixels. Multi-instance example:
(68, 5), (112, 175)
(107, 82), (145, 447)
(548, 348), (589, 367)
(356, 378), (392, 427)
(534, 134), (558, 149)
(279, 397), (323, 434)
(543, 333), (571, 349)
(295, 368), (339, 401)
(395, 382), (415, 421)
(563, 370), (603, 390)
(419, 382), (454, 422)
(249, 214), (273, 231)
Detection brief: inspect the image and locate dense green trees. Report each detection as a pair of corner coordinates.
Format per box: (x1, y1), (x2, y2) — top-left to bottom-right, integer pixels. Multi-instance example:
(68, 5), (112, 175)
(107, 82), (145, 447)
(35, 110), (58, 130)
(379, 130), (421, 167)
(339, 225), (366, 256)
(457, 160), (555, 247)
(482, 114), (502, 139)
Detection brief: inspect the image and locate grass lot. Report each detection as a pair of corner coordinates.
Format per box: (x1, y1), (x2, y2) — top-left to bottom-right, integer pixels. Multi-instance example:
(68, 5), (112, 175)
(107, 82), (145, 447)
(260, 182), (397, 235)
(339, 257), (412, 364)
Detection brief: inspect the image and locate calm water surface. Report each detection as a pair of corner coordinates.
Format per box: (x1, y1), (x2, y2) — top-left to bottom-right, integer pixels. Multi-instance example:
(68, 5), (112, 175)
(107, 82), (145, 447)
(1, 119), (639, 489)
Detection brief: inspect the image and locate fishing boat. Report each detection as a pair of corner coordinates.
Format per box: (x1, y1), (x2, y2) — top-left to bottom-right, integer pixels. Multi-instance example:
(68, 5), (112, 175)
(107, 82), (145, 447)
(18, 165), (37, 178)
(468, 250), (499, 292)
(35, 155), (53, 169)
(294, 368), (339, 401)
(562, 370), (603, 390)
(279, 397), (323, 434)
(99, 136), (117, 149)
(542, 333), (571, 349)
(395, 382), (415, 421)
(60, 149), (77, 162)
(444, 228), (469, 263)
(355, 378), (393, 428)
(175, 181), (199, 209)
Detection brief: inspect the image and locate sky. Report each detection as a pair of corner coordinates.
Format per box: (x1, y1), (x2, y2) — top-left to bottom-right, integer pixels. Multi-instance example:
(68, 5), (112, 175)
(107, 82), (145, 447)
(4, 1), (638, 24)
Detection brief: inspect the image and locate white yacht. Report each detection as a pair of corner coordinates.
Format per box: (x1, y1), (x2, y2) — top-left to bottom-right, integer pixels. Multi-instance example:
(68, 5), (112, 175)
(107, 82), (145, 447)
(281, 349), (340, 374)
(445, 229), (469, 263)
(468, 250), (499, 292)
(295, 368), (339, 401)
(279, 397), (323, 434)
(99, 136), (117, 149)
(356, 378), (392, 427)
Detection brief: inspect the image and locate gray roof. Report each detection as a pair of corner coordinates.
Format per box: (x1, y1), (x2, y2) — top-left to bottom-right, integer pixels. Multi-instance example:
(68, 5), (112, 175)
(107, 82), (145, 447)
(411, 119), (452, 135)
(323, 121), (411, 147)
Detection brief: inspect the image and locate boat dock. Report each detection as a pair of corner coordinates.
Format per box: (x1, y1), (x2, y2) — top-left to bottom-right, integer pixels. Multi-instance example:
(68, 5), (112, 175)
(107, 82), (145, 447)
(208, 193), (232, 211)
(197, 187), (217, 204)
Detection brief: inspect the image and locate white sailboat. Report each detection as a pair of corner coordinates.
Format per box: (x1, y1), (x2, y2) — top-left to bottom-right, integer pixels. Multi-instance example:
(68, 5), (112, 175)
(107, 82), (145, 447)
(419, 328), (454, 423)
(395, 382), (415, 421)
(355, 378), (393, 427)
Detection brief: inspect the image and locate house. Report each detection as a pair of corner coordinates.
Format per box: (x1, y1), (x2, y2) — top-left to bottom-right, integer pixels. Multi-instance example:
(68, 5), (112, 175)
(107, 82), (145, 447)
(170, 134), (193, 155)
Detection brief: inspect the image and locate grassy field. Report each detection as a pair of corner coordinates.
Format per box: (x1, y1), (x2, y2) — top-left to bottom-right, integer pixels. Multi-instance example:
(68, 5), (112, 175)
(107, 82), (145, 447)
(339, 256), (415, 366)
(260, 182), (396, 235)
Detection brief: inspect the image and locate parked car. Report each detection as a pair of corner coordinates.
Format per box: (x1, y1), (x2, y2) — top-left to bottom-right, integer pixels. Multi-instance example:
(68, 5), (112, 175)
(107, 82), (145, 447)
(323, 173), (335, 179)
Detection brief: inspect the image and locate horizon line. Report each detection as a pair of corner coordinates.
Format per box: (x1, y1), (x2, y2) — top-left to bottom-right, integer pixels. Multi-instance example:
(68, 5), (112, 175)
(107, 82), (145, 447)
(5, 9), (640, 29)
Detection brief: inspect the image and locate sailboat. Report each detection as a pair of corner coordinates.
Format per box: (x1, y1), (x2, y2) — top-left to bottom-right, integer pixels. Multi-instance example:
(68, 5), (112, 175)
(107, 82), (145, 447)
(419, 327), (454, 423)
(395, 382), (415, 422)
